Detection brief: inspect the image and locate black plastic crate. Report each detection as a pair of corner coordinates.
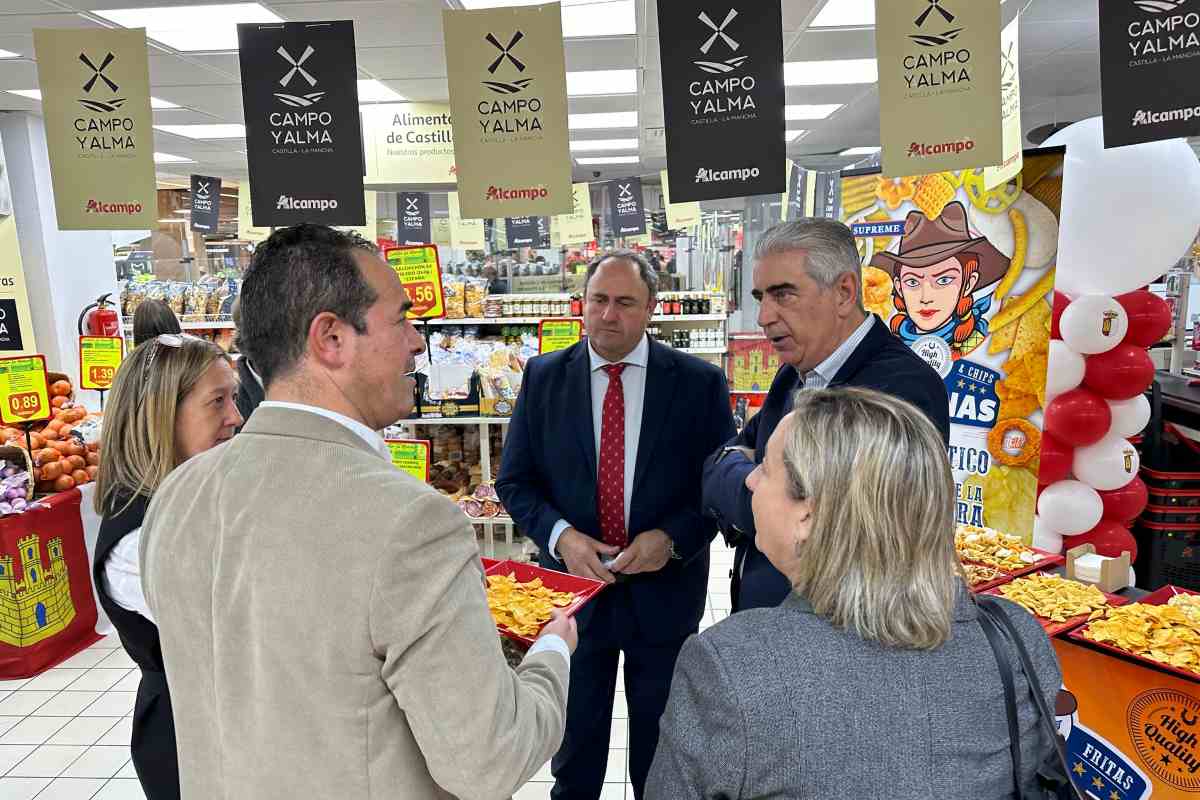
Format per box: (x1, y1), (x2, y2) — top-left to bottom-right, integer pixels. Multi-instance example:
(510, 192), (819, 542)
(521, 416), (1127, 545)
(1142, 505), (1200, 525)
(1134, 520), (1200, 592)
(1147, 488), (1200, 508)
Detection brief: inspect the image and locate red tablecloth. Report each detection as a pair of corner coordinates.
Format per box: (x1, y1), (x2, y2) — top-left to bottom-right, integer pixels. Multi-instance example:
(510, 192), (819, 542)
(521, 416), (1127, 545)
(0, 488), (101, 678)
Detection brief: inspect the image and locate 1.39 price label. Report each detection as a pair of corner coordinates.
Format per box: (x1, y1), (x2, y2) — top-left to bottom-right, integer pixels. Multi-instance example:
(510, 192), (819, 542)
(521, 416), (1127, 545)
(79, 336), (124, 390)
(385, 245), (446, 319)
(0, 355), (50, 425)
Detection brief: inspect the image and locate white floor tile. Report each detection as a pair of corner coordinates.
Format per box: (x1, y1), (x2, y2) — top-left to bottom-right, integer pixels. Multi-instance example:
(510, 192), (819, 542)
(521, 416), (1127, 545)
(34, 776), (108, 800)
(0, 718), (22, 737)
(91, 778), (146, 800)
(79, 694), (135, 718)
(93, 720), (131, 748)
(93, 652), (136, 671)
(53, 650), (113, 671)
(604, 750), (627, 784)
(0, 777), (52, 800)
(45, 719), (120, 748)
(110, 674), (140, 693)
(60, 747), (128, 779)
(20, 671), (88, 693)
(30, 693), (103, 718)
(0, 718), (70, 746)
(0, 678), (32, 692)
(0, 744), (38, 775)
(115, 761), (136, 779)
(0, 692), (59, 717)
(63, 672), (130, 693)
(0, 691), (9, 705)
(609, 718), (628, 748)
(513, 782), (552, 800)
(85, 639), (120, 652)
(7, 745), (87, 778)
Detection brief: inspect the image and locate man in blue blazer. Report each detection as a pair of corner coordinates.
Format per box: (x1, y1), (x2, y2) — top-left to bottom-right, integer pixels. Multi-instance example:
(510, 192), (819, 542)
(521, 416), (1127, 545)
(703, 218), (950, 613)
(498, 251), (735, 800)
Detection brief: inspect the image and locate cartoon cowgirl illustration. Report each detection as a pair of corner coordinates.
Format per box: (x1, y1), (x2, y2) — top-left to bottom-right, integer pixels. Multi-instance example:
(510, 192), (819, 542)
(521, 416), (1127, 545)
(871, 201), (1010, 359)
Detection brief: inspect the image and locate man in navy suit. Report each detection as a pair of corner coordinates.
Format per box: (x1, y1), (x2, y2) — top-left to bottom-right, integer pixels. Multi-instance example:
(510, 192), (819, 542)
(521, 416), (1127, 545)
(703, 218), (950, 613)
(498, 251), (734, 800)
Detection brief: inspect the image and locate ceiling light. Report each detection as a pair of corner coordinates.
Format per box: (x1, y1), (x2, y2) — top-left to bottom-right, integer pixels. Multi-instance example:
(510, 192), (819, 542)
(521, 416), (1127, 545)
(92, 3), (283, 52)
(7, 89), (178, 108)
(567, 70), (637, 97)
(457, 0), (636, 37)
(0, 50), (20, 59)
(576, 156), (639, 165)
(839, 146), (881, 156)
(155, 124), (246, 139)
(786, 104), (843, 120)
(785, 59), (877, 86)
(357, 79), (406, 104)
(150, 97), (180, 109)
(569, 138), (638, 152)
(154, 152), (196, 163)
(810, 0), (875, 27)
(786, 129), (808, 142)
(569, 112), (638, 130)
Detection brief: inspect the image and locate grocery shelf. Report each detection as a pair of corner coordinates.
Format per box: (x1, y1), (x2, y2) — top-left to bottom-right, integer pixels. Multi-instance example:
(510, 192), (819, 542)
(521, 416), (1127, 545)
(122, 320), (236, 330)
(467, 515), (514, 525)
(678, 347), (727, 355)
(655, 314), (727, 322)
(423, 314), (727, 325)
(402, 416), (512, 425)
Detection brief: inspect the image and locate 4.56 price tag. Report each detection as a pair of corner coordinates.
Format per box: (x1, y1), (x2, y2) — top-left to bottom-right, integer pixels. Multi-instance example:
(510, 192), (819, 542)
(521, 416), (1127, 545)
(385, 245), (446, 320)
(0, 355), (50, 425)
(79, 336), (124, 390)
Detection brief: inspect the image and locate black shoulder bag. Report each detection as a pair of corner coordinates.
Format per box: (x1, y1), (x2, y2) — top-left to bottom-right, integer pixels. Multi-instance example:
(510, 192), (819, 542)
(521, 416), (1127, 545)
(976, 596), (1083, 800)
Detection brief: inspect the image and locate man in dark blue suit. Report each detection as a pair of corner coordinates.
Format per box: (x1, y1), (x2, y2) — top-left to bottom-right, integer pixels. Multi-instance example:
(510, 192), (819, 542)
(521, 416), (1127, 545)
(498, 251), (734, 800)
(703, 218), (950, 613)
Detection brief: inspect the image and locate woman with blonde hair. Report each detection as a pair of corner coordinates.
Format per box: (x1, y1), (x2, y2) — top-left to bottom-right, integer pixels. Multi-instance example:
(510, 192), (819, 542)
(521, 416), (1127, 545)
(648, 387), (1062, 799)
(92, 334), (242, 799)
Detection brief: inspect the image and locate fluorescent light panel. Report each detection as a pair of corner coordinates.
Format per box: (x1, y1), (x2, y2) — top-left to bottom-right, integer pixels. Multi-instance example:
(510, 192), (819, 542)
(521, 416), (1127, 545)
(155, 124), (246, 139)
(6, 89), (178, 108)
(786, 104), (843, 120)
(567, 70), (637, 97)
(576, 156), (639, 165)
(569, 138), (638, 152)
(91, 3), (283, 52)
(457, 0), (636, 37)
(810, 0), (1012, 28)
(786, 129), (808, 142)
(154, 152), (195, 163)
(357, 79), (406, 103)
(785, 59), (877, 86)
(569, 112), (638, 130)
(0, 50), (19, 59)
(840, 146), (880, 155)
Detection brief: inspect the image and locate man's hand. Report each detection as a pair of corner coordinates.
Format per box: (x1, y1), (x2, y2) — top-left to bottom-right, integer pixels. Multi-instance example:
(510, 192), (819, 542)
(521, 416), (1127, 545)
(558, 528), (620, 584)
(538, 608), (578, 653)
(611, 529), (673, 575)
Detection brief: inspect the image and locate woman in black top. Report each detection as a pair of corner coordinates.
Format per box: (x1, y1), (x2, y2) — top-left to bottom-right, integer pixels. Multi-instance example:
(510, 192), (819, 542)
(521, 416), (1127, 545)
(92, 334), (242, 799)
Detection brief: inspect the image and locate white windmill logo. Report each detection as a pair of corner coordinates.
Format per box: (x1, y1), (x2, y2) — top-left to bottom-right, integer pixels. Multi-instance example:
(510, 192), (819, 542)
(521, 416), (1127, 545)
(694, 9), (749, 74)
(274, 45), (326, 107)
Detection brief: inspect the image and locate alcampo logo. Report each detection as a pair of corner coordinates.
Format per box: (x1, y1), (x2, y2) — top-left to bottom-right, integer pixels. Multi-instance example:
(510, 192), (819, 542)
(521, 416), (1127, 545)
(482, 31), (533, 95)
(909, 0), (964, 48)
(78, 52), (125, 113)
(1134, 0), (1189, 13)
(907, 138), (976, 157)
(276, 195), (339, 211)
(695, 166), (760, 183)
(274, 45), (326, 108)
(405, 196), (421, 214)
(195, 180), (211, 200)
(1133, 104), (1200, 125)
(694, 9), (748, 75)
(85, 199), (142, 215)
(485, 185), (548, 202)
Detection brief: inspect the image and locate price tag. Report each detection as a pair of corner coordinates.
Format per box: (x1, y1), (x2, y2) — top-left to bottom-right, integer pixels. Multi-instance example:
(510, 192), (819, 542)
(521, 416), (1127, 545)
(539, 319), (584, 355)
(79, 336), (124, 390)
(385, 245), (446, 319)
(385, 439), (431, 483)
(0, 355), (51, 425)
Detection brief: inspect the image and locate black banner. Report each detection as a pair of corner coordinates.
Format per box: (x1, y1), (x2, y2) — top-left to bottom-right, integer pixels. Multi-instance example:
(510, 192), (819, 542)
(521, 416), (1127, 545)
(190, 174), (221, 232)
(535, 216), (551, 248)
(812, 171), (840, 220)
(237, 20), (365, 226)
(657, 2), (785, 202)
(0, 300), (24, 352)
(608, 177), (646, 236)
(398, 191), (431, 244)
(1099, 0), (1200, 147)
(785, 165), (807, 222)
(505, 216), (537, 247)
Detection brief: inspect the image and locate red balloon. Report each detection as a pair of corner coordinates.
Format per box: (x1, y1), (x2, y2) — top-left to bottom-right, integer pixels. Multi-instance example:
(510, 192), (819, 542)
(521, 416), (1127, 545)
(1083, 345), (1155, 400)
(1063, 520), (1138, 561)
(1043, 389), (1112, 447)
(1116, 290), (1172, 348)
(1051, 291), (1071, 340)
(1098, 476), (1149, 522)
(1038, 432), (1074, 485)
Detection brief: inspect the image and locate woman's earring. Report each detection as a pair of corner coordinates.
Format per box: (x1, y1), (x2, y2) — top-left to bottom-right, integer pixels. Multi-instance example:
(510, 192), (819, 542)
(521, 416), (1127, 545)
(793, 538), (803, 557)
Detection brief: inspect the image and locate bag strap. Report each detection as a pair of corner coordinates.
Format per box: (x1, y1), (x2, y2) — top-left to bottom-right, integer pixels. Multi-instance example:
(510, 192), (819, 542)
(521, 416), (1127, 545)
(979, 604), (1026, 799)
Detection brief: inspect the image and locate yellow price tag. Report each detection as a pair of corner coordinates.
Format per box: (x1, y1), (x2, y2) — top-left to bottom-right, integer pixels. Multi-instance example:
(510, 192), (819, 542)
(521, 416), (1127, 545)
(0, 355), (51, 425)
(538, 319), (583, 355)
(385, 245), (446, 319)
(386, 439), (431, 482)
(79, 336), (124, 390)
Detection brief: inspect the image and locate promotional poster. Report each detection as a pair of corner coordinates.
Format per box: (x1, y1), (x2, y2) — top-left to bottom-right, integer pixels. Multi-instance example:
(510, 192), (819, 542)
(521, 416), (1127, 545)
(362, 103), (456, 185)
(550, 182), (595, 245)
(984, 16), (1024, 189)
(190, 174), (221, 232)
(0, 139), (35, 355)
(660, 170), (702, 229)
(505, 216), (537, 247)
(398, 191), (431, 244)
(842, 150), (1065, 542)
(608, 177), (646, 236)
(448, 192), (486, 249)
(783, 161), (841, 222)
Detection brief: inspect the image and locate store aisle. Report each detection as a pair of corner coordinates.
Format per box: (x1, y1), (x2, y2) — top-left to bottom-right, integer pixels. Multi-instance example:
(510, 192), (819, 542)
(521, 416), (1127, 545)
(0, 541), (737, 800)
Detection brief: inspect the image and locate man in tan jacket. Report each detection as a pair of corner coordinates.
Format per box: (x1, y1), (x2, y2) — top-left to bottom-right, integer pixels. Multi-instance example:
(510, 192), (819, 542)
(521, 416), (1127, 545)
(141, 224), (575, 799)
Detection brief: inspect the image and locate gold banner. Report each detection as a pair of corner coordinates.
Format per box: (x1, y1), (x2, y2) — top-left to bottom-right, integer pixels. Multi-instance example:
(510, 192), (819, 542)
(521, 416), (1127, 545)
(431, 218), (453, 250)
(448, 192), (486, 249)
(362, 103), (457, 186)
(984, 16), (1024, 190)
(443, 4), (573, 218)
(660, 170), (701, 230)
(552, 182), (594, 245)
(237, 181), (271, 243)
(34, 28), (156, 230)
(875, 0), (1002, 177)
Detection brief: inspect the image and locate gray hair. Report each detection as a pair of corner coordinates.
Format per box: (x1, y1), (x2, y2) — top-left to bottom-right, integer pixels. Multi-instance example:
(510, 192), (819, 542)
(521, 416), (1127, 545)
(755, 218), (863, 303)
(585, 249), (659, 300)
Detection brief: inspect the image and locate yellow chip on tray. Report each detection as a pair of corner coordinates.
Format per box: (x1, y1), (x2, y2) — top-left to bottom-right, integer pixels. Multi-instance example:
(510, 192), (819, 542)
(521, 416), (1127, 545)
(1084, 599), (1200, 675)
(980, 467), (1038, 544)
(956, 523), (1040, 571)
(998, 574), (1111, 623)
(962, 563), (1007, 588)
(486, 573), (576, 637)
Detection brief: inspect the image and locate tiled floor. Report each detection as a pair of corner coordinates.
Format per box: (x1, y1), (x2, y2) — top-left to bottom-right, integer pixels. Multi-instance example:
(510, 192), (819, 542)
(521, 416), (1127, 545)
(0, 541), (737, 800)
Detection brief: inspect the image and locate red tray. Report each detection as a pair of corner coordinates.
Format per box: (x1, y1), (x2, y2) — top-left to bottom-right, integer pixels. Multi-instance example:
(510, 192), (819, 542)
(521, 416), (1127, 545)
(984, 574), (1130, 636)
(966, 569), (1016, 593)
(1067, 585), (1200, 682)
(484, 559), (607, 645)
(962, 546), (1065, 593)
(480, 556), (501, 572)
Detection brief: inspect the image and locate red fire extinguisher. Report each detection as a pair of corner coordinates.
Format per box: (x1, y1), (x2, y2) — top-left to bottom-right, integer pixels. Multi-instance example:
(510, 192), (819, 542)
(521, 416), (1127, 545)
(78, 293), (120, 337)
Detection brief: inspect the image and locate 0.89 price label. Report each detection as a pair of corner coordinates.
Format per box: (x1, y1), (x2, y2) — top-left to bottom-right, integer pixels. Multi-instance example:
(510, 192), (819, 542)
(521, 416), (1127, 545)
(79, 336), (124, 390)
(385, 245), (446, 320)
(0, 355), (50, 425)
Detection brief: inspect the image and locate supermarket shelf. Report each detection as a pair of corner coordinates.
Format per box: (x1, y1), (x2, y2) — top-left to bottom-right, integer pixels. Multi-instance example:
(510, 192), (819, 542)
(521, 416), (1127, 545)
(123, 320), (236, 330)
(467, 515), (514, 525)
(402, 416), (512, 425)
(423, 314), (726, 325)
(678, 347), (727, 355)
(655, 314), (726, 322)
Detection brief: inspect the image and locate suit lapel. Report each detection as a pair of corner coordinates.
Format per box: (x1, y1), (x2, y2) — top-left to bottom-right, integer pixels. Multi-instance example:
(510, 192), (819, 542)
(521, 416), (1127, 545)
(632, 340), (677, 498)
(565, 344), (597, 477)
(829, 316), (885, 387)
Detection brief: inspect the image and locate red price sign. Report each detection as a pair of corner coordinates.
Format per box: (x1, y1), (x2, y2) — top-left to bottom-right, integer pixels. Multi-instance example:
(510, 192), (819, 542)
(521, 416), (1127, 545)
(0, 355), (50, 425)
(385, 245), (446, 320)
(88, 365), (116, 386)
(8, 392), (42, 419)
(407, 281), (439, 316)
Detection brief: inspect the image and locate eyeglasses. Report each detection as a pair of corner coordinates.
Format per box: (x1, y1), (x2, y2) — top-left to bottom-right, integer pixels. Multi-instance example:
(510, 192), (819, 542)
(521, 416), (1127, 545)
(141, 333), (186, 388)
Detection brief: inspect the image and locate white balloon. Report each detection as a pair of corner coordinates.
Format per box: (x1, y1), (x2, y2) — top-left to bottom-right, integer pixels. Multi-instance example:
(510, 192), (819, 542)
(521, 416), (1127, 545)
(1043, 117), (1200, 297)
(1073, 435), (1141, 491)
(1107, 394), (1152, 439)
(1038, 480), (1104, 535)
(1046, 340), (1087, 397)
(1059, 295), (1129, 354)
(1032, 515), (1064, 554)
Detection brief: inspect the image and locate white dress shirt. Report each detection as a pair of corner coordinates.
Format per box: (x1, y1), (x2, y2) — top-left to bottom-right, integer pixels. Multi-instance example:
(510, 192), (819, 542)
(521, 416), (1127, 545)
(803, 314), (875, 389)
(104, 529), (154, 623)
(548, 335), (650, 558)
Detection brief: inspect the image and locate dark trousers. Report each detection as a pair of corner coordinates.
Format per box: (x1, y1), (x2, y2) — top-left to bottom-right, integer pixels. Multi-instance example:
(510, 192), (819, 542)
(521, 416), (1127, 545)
(131, 670), (180, 800)
(550, 587), (691, 800)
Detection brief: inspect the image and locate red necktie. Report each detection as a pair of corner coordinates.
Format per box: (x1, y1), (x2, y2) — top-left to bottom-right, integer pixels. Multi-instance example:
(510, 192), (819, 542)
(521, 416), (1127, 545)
(597, 363), (627, 548)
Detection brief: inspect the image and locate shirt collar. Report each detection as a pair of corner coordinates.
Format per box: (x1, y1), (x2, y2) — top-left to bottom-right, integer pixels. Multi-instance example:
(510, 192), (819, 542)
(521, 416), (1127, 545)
(588, 333), (650, 373)
(258, 401), (388, 458)
(807, 314), (875, 385)
(241, 356), (264, 388)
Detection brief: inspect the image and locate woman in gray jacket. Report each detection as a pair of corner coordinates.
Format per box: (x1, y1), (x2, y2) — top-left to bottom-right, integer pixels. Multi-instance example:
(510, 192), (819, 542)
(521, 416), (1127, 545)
(647, 387), (1061, 799)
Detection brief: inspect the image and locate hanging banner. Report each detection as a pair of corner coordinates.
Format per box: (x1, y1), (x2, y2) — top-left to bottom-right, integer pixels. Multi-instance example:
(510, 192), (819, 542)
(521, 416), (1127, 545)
(608, 177), (646, 237)
(237, 180), (271, 243)
(398, 191), (431, 244)
(552, 182), (595, 245)
(535, 216), (551, 248)
(442, 3), (573, 218)
(362, 103), (457, 185)
(813, 170), (841, 220)
(0, 142), (35, 355)
(430, 218), (453, 250)
(448, 192), (486, 249)
(782, 160), (808, 222)
(237, 20), (365, 227)
(190, 175), (222, 233)
(660, 170), (701, 230)
(875, 0), (1002, 177)
(385, 245), (445, 319)
(33, 28), (156, 230)
(1099, 0), (1200, 147)
(505, 217), (538, 247)
(656, 2), (786, 202)
(984, 16), (1024, 189)
(841, 148), (1065, 543)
